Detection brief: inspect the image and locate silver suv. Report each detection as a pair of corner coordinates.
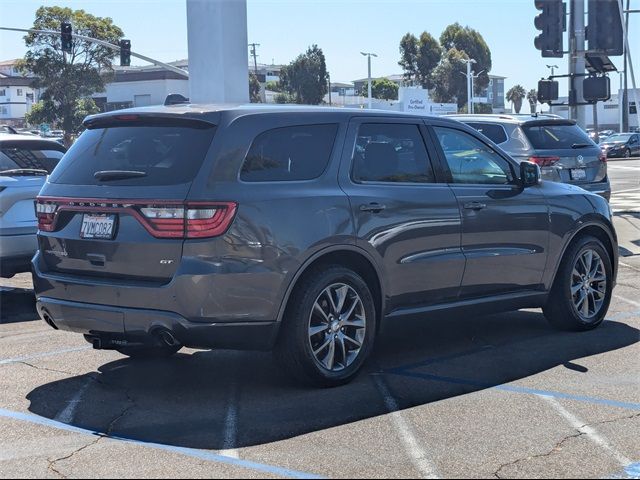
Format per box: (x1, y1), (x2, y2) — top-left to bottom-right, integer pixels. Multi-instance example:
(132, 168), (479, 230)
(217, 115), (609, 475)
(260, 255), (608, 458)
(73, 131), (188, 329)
(0, 134), (66, 277)
(453, 114), (610, 200)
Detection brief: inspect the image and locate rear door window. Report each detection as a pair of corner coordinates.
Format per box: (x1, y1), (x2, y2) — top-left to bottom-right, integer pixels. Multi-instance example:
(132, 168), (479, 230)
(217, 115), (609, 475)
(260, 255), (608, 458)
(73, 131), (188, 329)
(352, 123), (435, 183)
(522, 123), (595, 149)
(0, 141), (66, 174)
(464, 122), (508, 145)
(49, 121), (216, 186)
(241, 124), (338, 182)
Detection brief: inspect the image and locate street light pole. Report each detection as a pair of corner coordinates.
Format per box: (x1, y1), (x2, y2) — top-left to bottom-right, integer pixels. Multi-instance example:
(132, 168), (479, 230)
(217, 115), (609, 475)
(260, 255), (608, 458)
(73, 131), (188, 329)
(459, 58), (477, 114)
(361, 52), (377, 110)
(546, 64), (559, 77)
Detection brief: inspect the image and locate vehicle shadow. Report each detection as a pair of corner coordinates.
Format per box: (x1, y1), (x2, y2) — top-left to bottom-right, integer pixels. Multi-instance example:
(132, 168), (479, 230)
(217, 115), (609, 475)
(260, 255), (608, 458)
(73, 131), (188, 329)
(26, 310), (639, 450)
(0, 288), (38, 324)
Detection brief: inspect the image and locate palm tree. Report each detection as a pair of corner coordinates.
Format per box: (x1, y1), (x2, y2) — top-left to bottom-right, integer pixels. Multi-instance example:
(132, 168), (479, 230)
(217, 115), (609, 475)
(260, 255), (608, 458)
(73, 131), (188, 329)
(526, 89), (538, 114)
(506, 85), (527, 114)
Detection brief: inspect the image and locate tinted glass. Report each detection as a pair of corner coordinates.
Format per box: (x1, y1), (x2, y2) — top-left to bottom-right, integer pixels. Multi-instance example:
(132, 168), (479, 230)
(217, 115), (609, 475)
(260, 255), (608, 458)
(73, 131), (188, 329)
(241, 124), (338, 182)
(0, 141), (66, 174)
(522, 123), (595, 149)
(464, 122), (508, 144)
(50, 123), (216, 186)
(606, 134), (632, 143)
(434, 127), (513, 185)
(352, 123), (435, 183)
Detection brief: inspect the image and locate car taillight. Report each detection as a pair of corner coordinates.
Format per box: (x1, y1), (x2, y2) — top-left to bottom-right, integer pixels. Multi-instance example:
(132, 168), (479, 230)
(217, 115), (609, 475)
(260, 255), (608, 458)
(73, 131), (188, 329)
(599, 153), (607, 163)
(35, 201), (58, 231)
(529, 156), (560, 168)
(138, 202), (237, 239)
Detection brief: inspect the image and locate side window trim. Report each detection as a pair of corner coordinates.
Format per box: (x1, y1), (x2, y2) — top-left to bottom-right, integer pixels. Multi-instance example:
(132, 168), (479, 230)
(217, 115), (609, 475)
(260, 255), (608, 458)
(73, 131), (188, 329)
(348, 119), (438, 186)
(427, 123), (519, 187)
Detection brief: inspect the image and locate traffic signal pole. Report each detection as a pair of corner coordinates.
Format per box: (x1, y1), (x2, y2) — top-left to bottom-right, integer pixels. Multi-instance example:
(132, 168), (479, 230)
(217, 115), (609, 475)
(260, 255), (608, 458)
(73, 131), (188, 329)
(569, 0), (586, 127)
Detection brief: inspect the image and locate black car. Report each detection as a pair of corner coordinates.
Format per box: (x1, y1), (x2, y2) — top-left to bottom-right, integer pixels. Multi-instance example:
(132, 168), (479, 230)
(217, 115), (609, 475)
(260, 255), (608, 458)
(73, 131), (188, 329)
(33, 104), (618, 387)
(600, 133), (640, 159)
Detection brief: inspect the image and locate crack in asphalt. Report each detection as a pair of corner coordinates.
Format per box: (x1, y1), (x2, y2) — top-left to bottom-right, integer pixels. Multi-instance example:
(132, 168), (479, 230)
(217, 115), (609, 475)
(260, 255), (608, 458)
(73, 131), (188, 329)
(492, 413), (640, 478)
(16, 361), (75, 376)
(493, 431), (586, 479)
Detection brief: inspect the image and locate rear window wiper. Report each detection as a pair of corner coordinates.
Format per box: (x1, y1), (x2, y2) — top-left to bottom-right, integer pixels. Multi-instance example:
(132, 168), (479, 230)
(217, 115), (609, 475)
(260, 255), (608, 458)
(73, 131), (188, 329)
(571, 143), (592, 149)
(94, 170), (148, 181)
(0, 168), (48, 176)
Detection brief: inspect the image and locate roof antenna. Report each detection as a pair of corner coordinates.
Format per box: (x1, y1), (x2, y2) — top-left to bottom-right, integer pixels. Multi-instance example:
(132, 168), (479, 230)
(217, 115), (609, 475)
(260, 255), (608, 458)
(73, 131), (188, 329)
(164, 94), (190, 106)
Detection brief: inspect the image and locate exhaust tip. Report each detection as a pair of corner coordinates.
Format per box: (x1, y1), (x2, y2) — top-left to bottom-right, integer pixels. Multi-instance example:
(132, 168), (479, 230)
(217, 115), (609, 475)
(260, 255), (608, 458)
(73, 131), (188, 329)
(41, 310), (58, 330)
(158, 330), (180, 348)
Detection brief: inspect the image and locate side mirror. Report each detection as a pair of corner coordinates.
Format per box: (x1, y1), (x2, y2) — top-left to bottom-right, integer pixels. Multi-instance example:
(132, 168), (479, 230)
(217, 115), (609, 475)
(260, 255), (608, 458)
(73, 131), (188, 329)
(520, 161), (541, 188)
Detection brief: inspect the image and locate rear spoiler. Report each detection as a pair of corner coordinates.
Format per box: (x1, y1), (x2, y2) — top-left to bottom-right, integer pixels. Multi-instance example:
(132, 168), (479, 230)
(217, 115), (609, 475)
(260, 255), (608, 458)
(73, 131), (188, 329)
(520, 119), (577, 127)
(83, 112), (216, 130)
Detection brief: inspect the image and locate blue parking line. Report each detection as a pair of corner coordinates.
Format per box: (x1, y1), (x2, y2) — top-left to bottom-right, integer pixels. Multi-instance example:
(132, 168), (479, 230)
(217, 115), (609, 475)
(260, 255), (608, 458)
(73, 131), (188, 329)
(0, 408), (323, 479)
(389, 370), (640, 412)
(624, 462), (640, 479)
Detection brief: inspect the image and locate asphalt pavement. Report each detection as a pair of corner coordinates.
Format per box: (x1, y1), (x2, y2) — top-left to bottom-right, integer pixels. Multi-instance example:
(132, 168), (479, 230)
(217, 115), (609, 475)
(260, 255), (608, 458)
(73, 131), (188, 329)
(0, 159), (638, 479)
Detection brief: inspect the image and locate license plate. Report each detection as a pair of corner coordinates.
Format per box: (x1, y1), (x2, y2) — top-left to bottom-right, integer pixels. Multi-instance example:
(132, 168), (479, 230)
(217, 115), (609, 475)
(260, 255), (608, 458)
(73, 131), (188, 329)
(80, 214), (116, 240)
(571, 168), (587, 181)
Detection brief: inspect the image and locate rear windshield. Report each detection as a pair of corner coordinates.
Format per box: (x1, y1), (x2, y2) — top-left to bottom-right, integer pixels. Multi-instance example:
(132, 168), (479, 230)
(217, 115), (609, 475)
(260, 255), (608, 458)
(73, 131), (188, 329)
(522, 123), (595, 150)
(0, 141), (66, 174)
(50, 122), (216, 186)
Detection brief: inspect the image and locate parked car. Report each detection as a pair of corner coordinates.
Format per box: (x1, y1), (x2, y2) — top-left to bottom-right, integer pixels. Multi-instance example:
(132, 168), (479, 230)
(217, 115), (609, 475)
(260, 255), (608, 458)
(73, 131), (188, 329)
(600, 133), (640, 159)
(453, 114), (610, 200)
(33, 105), (617, 387)
(0, 125), (17, 134)
(0, 134), (66, 277)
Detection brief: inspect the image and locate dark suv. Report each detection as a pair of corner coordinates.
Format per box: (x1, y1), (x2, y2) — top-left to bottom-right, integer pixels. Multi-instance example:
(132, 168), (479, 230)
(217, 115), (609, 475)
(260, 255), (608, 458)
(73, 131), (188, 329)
(33, 105), (618, 387)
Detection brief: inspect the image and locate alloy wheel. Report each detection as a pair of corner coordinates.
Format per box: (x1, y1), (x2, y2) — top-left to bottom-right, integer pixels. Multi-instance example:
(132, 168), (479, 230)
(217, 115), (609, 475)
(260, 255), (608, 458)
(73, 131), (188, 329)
(570, 249), (607, 321)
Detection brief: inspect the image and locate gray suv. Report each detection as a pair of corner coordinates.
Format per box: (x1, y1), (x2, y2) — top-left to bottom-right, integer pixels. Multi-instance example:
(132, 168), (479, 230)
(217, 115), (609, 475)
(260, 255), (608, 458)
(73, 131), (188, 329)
(33, 105), (617, 387)
(453, 114), (611, 200)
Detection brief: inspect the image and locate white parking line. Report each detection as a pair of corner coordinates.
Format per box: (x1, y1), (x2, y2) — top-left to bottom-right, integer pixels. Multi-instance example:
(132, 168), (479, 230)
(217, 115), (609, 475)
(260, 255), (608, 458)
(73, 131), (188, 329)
(372, 374), (439, 479)
(54, 378), (92, 424)
(540, 396), (632, 468)
(616, 296), (640, 309)
(220, 380), (240, 459)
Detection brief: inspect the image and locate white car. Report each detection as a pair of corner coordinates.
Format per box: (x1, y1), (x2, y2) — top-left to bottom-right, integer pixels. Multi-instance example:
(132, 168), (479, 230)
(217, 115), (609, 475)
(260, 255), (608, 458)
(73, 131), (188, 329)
(0, 134), (66, 277)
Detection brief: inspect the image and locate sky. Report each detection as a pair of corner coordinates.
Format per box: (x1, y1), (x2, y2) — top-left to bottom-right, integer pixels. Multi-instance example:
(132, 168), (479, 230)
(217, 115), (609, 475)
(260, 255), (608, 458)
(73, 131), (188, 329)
(1, 0), (639, 98)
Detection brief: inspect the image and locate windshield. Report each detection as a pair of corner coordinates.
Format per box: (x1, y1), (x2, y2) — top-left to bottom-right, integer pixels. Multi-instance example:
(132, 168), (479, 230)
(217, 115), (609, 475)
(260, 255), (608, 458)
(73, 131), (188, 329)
(50, 122), (216, 186)
(605, 134), (632, 143)
(522, 124), (596, 150)
(0, 141), (66, 175)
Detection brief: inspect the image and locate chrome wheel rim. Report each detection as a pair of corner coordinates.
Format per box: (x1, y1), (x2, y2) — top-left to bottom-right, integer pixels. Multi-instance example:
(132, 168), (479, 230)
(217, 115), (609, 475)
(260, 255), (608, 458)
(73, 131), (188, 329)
(571, 249), (607, 321)
(308, 283), (366, 372)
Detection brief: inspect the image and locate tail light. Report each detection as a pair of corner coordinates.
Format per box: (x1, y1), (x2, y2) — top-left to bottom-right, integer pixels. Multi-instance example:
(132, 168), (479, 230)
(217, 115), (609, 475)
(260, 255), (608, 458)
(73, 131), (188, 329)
(599, 153), (607, 163)
(35, 201), (58, 232)
(35, 198), (237, 239)
(529, 156), (560, 168)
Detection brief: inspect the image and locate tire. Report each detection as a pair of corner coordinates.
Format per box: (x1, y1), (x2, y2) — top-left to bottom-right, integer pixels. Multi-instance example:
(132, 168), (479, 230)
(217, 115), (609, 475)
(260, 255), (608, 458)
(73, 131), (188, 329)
(625, 148), (631, 158)
(275, 265), (377, 388)
(543, 235), (613, 331)
(117, 344), (181, 359)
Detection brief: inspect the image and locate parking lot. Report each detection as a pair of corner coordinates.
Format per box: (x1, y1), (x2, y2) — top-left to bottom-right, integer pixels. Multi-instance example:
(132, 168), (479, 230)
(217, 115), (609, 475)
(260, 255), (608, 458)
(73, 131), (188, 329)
(1, 160), (639, 479)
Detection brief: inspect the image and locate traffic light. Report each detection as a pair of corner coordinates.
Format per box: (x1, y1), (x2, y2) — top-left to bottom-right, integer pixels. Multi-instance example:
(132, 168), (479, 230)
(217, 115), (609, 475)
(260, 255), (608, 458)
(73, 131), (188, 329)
(534, 0), (565, 58)
(587, 0), (623, 56)
(60, 22), (72, 53)
(538, 79), (559, 103)
(583, 76), (611, 102)
(120, 39), (131, 67)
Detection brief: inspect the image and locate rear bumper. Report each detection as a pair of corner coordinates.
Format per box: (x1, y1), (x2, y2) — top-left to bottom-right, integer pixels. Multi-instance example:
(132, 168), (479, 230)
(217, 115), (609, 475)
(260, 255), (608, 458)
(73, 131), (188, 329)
(36, 296), (280, 351)
(0, 233), (37, 276)
(577, 180), (611, 201)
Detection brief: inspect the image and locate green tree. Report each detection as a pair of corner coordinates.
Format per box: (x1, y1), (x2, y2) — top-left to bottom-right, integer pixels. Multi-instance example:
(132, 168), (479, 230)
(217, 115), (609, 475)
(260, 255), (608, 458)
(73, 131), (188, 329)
(435, 23), (492, 107)
(249, 72), (262, 103)
(274, 92), (295, 104)
(280, 45), (328, 105)
(360, 78), (399, 100)
(526, 88), (538, 113)
(507, 85), (527, 113)
(430, 48), (469, 106)
(26, 97), (99, 132)
(19, 6), (124, 146)
(265, 80), (282, 92)
(398, 32), (442, 89)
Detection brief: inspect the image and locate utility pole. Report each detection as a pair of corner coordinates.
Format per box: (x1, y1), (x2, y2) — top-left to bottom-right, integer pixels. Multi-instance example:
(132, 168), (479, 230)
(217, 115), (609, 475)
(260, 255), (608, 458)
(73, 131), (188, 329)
(249, 42), (260, 74)
(361, 52), (377, 110)
(460, 58), (477, 114)
(327, 72), (332, 106)
(569, 0), (586, 127)
(622, 0), (630, 132)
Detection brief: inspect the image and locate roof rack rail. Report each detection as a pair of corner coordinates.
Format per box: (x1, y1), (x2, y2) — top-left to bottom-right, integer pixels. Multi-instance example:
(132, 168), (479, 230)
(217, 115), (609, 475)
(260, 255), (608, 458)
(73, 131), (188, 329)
(164, 94), (190, 106)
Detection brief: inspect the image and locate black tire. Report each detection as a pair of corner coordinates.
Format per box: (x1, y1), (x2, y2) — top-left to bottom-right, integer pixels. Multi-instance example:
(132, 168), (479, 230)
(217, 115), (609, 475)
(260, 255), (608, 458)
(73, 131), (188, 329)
(543, 235), (613, 331)
(625, 148), (631, 158)
(274, 265), (377, 388)
(117, 344), (181, 359)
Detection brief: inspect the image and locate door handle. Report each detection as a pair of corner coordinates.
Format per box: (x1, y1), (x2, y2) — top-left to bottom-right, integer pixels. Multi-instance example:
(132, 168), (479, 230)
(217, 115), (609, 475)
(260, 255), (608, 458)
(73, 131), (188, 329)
(360, 203), (386, 213)
(463, 201), (487, 211)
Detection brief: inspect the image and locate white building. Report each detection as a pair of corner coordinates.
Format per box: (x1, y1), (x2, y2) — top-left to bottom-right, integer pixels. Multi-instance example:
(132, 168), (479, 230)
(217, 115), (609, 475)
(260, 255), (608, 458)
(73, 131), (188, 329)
(0, 59), (38, 127)
(552, 89), (640, 131)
